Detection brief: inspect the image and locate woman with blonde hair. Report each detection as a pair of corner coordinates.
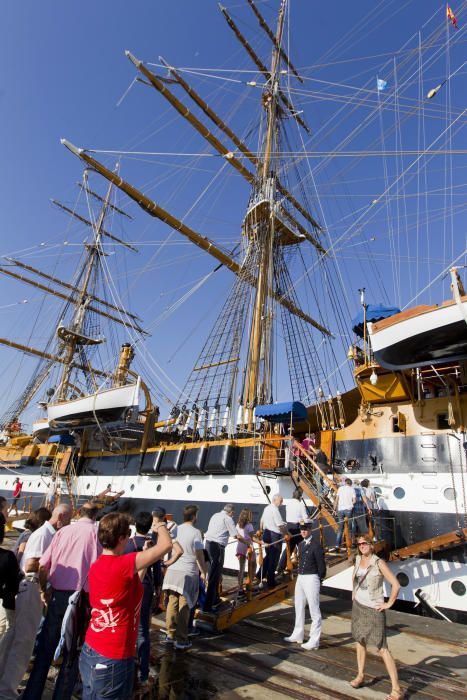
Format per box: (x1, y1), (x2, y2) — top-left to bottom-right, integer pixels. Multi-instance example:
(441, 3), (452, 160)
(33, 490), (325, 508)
(236, 509), (257, 592)
(350, 534), (402, 700)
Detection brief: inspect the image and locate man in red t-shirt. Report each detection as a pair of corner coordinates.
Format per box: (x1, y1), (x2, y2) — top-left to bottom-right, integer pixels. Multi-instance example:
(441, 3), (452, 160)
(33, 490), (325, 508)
(9, 478), (23, 515)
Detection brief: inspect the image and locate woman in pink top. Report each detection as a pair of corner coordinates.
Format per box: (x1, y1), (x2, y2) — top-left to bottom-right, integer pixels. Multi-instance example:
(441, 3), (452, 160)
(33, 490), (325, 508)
(236, 510), (258, 591)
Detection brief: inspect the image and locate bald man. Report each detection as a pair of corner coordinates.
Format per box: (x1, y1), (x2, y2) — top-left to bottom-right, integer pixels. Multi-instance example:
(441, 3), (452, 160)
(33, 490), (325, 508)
(0, 504), (72, 700)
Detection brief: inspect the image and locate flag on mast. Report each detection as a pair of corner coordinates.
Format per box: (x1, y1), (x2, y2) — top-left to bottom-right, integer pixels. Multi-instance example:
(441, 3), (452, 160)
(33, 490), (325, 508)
(447, 4), (459, 29)
(376, 78), (388, 91)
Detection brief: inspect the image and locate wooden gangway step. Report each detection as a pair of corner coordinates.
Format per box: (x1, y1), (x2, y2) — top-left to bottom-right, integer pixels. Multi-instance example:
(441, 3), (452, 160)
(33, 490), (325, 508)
(389, 527), (467, 561)
(196, 549), (356, 632)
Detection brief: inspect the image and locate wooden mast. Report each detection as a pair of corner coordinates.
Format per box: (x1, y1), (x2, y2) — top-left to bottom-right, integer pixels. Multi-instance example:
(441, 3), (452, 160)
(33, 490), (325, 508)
(157, 57), (324, 242)
(0, 267), (145, 334)
(243, 0), (287, 425)
(60, 140), (330, 334)
(0, 337), (110, 378)
(56, 175), (113, 400)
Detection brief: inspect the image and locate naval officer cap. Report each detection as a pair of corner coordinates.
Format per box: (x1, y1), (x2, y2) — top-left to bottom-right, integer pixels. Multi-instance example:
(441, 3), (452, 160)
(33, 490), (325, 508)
(299, 519), (313, 529)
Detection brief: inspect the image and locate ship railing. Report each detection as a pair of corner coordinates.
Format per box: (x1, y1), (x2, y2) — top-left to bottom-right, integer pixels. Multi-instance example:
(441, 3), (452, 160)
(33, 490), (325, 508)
(291, 438), (337, 493)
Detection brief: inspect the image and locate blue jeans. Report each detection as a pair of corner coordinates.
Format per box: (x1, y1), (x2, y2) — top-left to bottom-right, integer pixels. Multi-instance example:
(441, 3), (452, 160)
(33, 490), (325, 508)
(79, 643), (135, 700)
(137, 584), (153, 682)
(336, 509), (354, 548)
(21, 589), (78, 700)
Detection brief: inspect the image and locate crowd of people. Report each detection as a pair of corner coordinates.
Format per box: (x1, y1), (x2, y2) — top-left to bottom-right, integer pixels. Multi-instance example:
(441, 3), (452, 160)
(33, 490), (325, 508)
(0, 487), (401, 700)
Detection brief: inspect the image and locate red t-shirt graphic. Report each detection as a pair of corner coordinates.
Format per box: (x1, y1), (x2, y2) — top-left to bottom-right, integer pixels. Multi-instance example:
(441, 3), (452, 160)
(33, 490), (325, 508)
(85, 552), (143, 659)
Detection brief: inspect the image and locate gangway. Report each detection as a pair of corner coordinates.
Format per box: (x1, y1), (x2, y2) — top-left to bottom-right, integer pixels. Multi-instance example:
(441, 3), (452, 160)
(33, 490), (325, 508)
(196, 523), (386, 632)
(389, 527), (467, 561)
(290, 439), (338, 532)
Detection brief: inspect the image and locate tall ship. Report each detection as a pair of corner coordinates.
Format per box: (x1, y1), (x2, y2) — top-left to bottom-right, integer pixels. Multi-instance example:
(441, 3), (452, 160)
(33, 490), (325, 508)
(0, 1), (465, 621)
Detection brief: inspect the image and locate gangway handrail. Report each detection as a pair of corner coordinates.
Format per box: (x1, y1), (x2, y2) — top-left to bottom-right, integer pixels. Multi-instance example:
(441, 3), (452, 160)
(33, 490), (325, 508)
(292, 438), (337, 493)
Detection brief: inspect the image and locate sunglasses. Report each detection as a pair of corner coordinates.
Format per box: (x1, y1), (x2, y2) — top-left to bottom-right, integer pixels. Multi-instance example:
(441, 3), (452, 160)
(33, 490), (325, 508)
(358, 541), (370, 546)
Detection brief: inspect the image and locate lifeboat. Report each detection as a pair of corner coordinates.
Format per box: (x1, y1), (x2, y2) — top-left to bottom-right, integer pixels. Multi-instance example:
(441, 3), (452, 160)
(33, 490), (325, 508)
(368, 298), (467, 370)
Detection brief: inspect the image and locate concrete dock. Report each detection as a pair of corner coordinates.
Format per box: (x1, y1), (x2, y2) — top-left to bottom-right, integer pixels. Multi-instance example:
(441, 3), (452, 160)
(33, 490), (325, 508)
(23, 593), (466, 699)
(4, 527), (465, 699)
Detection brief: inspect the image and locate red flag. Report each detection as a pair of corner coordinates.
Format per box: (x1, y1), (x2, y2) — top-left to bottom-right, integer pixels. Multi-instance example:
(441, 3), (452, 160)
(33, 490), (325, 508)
(447, 4), (459, 29)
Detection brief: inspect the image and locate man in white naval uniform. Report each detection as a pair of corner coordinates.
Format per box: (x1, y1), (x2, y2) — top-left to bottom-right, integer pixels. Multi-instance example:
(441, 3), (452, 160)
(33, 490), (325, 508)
(284, 519), (326, 650)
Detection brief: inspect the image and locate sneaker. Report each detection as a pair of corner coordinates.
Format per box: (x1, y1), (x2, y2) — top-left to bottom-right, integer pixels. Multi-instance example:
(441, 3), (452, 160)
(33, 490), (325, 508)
(301, 641), (319, 650)
(284, 635), (303, 643)
(163, 634), (175, 644)
(175, 640), (192, 650)
(138, 676), (156, 690)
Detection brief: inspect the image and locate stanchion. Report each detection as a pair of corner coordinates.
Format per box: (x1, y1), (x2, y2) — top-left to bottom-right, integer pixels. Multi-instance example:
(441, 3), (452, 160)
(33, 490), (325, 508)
(285, 533), (292, 574)
(344, 516), (352, 556)
(318, 511), (325, 549)
(368, 512), (375, 541)
(245, 545), (254, 601)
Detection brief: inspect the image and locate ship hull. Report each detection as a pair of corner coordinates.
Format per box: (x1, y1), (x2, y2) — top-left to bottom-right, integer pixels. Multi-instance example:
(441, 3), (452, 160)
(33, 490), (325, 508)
(1, 443), (465, 620)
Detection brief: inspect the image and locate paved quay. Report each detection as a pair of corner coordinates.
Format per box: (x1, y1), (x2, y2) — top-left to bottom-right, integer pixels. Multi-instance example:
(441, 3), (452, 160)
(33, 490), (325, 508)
(24, 591), (466, 699)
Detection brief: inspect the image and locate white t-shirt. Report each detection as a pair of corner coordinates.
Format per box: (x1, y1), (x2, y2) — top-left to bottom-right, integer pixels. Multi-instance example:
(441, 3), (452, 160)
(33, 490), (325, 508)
(261, 504), (286, 534)
(21, 520), (55, 573)
(363, 486), (378, 509)
(336, 484), (356, 512)
(285, 499), (308, 523)
(205, 511), (237, 546)
(169, 522), (203, 576)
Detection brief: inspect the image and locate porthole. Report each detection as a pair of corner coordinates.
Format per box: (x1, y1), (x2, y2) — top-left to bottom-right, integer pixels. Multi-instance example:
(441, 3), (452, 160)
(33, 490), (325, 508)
(265, 485), (271, 494)
(444, 487), (456, 501)
(396, 572), (409, 587)
(86, 484), (91, 490)
(374, 487), (382, 496)
(28, 482), (32, 487)
(130, 484), (135, 491)
(393, 487), (405, 500)
(156, 484), (162, 493)
(222, 485), (229, 494)
(451, 580), (466, 597)
(107, 483), (112, 489)
(187, 485), (193, 493)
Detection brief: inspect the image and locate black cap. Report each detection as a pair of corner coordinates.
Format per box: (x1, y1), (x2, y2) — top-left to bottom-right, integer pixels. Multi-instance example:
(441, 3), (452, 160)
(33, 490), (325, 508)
(298, 519), (312, 529)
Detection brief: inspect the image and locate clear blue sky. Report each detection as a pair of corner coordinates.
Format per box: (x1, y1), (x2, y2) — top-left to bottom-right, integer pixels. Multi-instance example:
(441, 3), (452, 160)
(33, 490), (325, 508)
(0, 0), (465, 422)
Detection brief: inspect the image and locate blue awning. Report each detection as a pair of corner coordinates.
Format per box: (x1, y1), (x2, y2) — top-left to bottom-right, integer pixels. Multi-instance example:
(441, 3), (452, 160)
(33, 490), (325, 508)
(351, 304), (400, 338)
(254, 401), (308, 423)
(48, 434), (76, 445)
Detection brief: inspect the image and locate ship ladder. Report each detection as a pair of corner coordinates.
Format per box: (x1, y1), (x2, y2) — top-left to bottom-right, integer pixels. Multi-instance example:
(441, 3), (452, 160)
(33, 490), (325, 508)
(291, 439), (339, 533)
(49, 447), (79, 513)
(389, 527), (467, 561)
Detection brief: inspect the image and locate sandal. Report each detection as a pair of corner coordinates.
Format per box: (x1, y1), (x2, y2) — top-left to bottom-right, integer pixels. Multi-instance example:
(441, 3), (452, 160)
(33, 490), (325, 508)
(350, 675), (365, 688)
(385, 690), (403, 700)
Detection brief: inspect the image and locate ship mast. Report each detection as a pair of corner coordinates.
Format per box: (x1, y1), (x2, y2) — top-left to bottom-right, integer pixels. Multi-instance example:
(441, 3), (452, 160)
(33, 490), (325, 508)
(242, 0), (287, 423)
(56, 172), (113, 401)
(61, 0), (330, 437)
